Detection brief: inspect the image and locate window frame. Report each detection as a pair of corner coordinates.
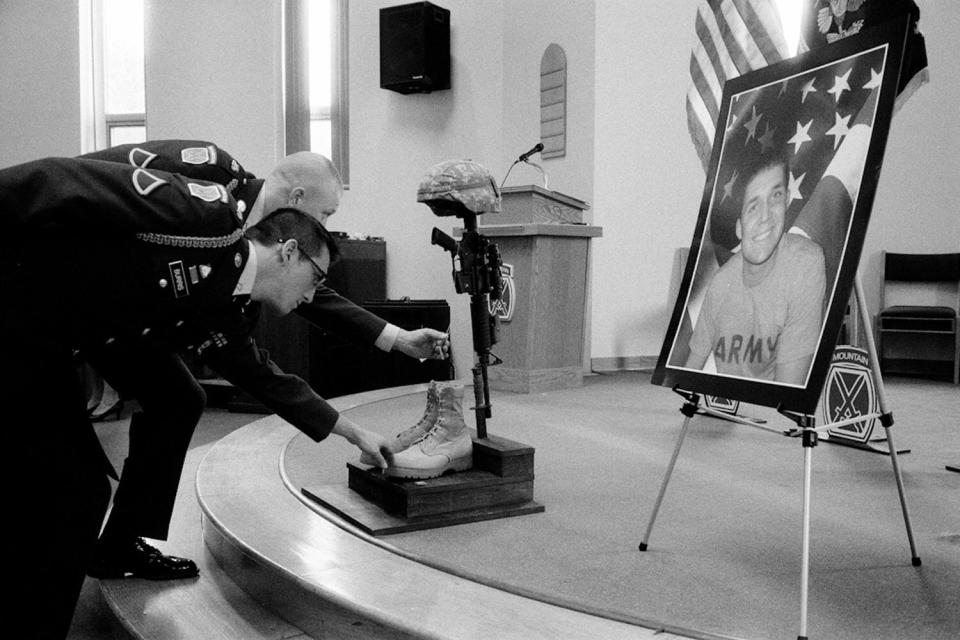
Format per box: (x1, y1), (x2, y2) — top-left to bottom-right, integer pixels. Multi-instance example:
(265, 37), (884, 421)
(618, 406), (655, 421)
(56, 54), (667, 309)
(285, 0), (349, 187)
(79, 0), (147, 152)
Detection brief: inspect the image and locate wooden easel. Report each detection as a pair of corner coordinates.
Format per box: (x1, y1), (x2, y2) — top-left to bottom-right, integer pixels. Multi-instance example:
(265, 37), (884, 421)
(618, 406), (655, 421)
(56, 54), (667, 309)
(639, 274), (921, 640)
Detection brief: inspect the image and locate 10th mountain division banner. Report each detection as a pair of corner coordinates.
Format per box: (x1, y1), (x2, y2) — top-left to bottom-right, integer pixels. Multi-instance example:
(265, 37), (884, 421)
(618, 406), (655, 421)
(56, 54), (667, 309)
(653, 19), (909, 414)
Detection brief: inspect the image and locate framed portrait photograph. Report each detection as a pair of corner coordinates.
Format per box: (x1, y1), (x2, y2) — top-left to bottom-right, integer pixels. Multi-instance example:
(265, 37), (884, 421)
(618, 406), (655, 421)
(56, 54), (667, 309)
(653, 18), (909, 414)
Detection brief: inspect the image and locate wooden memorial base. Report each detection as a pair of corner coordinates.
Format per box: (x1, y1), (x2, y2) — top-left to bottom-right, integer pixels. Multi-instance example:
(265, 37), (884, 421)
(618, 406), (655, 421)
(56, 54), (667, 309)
(301, 431), (544, 536)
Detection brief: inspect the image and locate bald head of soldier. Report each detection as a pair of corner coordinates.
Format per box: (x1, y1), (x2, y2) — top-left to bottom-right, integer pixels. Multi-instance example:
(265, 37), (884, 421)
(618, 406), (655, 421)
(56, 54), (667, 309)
(258, 152), (342, 226)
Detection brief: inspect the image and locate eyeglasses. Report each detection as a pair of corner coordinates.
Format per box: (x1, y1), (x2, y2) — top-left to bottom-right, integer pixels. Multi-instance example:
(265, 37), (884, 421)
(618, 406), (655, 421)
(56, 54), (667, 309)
(298, 248), (328, 287)
(278, 238), (327, 287)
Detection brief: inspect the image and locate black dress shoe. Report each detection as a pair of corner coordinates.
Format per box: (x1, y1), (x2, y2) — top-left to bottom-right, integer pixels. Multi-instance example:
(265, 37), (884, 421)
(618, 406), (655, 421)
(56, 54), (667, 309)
(88, 537), (199, 580)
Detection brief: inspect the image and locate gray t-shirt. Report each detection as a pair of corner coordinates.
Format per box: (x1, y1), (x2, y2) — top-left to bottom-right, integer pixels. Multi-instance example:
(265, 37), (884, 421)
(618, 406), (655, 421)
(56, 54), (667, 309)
(689, 233), (826, 381)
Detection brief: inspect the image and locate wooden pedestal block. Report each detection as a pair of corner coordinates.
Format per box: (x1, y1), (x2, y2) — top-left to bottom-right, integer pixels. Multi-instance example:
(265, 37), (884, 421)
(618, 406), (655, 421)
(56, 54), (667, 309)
(301, 432), (543, 535)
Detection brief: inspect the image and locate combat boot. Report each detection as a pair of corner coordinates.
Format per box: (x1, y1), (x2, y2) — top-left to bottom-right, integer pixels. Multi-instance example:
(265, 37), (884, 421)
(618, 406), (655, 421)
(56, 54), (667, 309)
(385, 384), (473, 479)
(359, 380), (441, 466)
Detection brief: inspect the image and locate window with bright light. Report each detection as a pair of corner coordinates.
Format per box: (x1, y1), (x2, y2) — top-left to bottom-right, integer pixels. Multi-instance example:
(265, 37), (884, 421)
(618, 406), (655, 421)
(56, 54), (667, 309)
(309, 0), (333, 155)
(306, 0), (349, 184)
(81, 0), (146, 151)
(774, 0), (804, 57)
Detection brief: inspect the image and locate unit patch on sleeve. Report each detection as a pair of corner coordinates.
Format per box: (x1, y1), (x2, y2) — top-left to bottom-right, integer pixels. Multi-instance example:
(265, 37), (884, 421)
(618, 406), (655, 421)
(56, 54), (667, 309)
(187, 182), (228, 203)
(180, 146), (216, 165)
(132, 168), (168, 197)
(168, 260), (190, 298)
(128, 147), (157, 168)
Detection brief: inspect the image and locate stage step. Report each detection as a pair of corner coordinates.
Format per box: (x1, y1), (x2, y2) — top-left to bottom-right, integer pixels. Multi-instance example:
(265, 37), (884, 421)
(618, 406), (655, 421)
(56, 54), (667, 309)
(195, 384), (680, 640)
(99, 547), (309, 640)
(97, 383), (682, 640)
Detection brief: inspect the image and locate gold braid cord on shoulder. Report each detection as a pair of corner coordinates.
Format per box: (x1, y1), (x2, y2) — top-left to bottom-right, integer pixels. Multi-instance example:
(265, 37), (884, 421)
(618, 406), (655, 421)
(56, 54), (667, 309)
(136, 227), (245, 249)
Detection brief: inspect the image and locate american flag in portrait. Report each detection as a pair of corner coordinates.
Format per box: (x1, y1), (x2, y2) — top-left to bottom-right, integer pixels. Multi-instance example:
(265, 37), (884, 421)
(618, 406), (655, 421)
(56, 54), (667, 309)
(669, 43), (886, 372)
(654, 12), (911, 412)
(666, 0), (928, 377)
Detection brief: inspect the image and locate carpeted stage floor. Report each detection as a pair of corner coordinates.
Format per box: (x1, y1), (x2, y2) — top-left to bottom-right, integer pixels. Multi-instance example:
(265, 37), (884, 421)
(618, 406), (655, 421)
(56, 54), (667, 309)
(284, 371), (960, 640)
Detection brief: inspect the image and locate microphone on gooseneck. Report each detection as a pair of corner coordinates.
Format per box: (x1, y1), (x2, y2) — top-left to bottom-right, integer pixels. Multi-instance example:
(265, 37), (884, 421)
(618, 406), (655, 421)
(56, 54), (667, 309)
(517, 142), (544, 163)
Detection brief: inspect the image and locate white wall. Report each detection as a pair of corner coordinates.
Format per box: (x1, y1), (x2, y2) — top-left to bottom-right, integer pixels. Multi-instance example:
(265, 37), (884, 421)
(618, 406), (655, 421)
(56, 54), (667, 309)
(591, 1), (705, 366)
(499, 0), (595, 208)
(143, 0), (284, 177)
(859, 2), (960, 318)
(333, 0), (505, 375)
(0, 1), (82, 165)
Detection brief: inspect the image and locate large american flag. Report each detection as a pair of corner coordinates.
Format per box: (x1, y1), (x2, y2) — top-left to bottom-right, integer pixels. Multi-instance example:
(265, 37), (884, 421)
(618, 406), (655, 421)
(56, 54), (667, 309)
(687, 0), (928, 172)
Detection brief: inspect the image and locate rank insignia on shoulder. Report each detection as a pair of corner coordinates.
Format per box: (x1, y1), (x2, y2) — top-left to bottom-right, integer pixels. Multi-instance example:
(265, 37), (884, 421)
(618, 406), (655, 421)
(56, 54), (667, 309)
(231, 159), (240, 172)
(181, 146), (216, 165)
(188, 182), (228, 203)
(132, 168), (168, 197)
(168, 260), (190, 298)
(128, 147), (157, 168)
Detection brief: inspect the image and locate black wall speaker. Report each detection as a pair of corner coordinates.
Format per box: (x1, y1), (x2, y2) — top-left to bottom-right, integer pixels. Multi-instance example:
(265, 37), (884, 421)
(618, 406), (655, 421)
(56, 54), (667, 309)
(379, 1), (450, 94)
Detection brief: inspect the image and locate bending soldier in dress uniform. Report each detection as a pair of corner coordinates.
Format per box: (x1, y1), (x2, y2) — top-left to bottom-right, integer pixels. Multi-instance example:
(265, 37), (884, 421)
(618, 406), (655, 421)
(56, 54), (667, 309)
(0, 156), (395, 640)
(75, 141), (449, 582)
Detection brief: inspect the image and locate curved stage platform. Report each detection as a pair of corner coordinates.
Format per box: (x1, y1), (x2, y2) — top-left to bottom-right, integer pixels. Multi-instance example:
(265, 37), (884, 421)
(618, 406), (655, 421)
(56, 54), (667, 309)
(103, 372), (959, 639)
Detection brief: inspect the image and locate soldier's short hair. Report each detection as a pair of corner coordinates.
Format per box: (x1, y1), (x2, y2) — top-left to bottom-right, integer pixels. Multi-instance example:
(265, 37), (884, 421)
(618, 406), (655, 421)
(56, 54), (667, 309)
(246, 207), (340, 265)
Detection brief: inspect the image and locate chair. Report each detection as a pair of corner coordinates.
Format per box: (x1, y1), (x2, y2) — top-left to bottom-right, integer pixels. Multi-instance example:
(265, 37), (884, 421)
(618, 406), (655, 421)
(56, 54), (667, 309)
(877, 251), (960, 384)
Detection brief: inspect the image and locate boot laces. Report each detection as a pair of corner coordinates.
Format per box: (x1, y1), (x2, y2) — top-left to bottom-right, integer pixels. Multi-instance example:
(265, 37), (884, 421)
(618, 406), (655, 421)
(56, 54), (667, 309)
(396, 394), (439, 440)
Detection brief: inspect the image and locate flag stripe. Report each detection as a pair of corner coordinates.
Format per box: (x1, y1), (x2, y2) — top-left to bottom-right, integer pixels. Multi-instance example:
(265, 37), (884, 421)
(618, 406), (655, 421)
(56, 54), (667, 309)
(711, 2), (754, 76)
(690, 50), (720, 125)
(686, 94), (715, 171)
(694, 10), (732, 94)
(731, 0), (787, 64)
(687, 0), (790, 171)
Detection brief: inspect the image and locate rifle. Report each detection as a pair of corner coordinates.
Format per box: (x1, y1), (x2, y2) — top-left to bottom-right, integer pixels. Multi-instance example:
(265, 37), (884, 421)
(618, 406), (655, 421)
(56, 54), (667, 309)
(431, 211), (503, 439)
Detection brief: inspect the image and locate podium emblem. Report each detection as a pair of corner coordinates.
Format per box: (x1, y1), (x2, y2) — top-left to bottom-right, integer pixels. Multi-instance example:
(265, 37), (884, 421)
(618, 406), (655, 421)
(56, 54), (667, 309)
(489, 263), (515, 322)
(819, 346), (878, 443)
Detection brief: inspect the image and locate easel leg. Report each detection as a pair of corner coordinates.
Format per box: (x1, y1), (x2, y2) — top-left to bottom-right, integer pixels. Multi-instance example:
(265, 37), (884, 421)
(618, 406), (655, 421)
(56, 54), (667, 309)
(854, 274), (922, 565)
(882, 422), (922, 565)
(639, 399), (698, 551)
(798, 429), (817, 640)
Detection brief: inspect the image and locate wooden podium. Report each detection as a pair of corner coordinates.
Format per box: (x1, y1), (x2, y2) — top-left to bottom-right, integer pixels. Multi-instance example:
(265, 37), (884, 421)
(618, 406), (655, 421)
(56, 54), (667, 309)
(476, 186), (601, 393)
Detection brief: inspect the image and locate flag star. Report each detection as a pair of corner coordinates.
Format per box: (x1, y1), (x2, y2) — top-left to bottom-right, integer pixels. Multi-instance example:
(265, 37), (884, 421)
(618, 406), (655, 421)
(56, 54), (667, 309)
(758, 122), (776, 153)
(721, 169), (739, 203)
(788, 119), (813, 155)
(743, 106), (762, 144)
(828, 68), (853, 102)
(778, 80), (789, 97)
(788, 170), (806, 206)
(801, 78), (817, 103)
(726, 108), (737, 134)
(863, 67), (882, 90)
(826, 111), (852, 150)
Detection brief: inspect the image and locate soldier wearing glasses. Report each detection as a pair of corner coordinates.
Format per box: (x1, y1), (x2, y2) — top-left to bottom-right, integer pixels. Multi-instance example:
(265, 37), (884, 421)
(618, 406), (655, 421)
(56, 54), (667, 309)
(67, 141), (449, 588)
(0, 156), (397, 639)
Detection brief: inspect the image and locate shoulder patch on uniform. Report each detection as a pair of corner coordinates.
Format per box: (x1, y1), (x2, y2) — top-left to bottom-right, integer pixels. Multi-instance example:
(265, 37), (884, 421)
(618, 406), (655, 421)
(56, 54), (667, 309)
(132, 168), (168, 196)
(181, 146), (213, 165)
(128, 147), (157, 168)
(187, 182), (227, 203)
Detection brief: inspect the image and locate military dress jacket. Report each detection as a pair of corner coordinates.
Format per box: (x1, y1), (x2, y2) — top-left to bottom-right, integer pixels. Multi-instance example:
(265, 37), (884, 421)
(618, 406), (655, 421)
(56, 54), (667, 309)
(82, 140), (388, 346)
(0, 156), (339, 441)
